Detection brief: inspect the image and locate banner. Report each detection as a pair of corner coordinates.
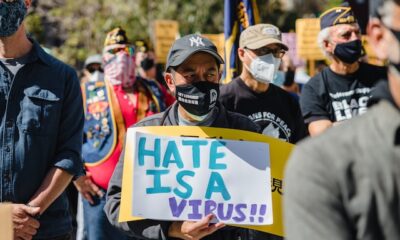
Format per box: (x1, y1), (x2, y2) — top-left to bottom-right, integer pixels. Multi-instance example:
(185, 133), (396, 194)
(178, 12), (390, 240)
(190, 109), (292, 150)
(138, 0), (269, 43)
(132, 132), (272, 225)
(119, 126), (294, 236)
(223, 0), (260, 83)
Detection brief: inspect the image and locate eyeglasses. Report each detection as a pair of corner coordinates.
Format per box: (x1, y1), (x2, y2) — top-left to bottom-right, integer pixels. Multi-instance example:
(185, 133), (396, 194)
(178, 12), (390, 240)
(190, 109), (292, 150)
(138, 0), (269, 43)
(86, 64), (103, 74)
(106, 46), (135, 55)
(247, 47), (286, 58)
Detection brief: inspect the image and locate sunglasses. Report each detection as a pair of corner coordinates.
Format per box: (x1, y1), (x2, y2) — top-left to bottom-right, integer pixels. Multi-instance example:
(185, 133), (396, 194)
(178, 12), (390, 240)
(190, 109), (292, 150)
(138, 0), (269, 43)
(87, 67), (103, 74)
(106, 46), (135, 56)
(246, 46), (286, 58)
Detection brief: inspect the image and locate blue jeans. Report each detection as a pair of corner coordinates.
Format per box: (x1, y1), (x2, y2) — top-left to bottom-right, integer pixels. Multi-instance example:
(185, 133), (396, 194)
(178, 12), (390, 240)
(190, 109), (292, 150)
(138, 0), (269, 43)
(82, 190), (130, 240)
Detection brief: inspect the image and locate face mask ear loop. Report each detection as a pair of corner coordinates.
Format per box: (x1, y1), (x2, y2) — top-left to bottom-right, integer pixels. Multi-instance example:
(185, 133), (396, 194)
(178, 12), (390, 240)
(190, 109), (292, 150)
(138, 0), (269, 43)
(243, 49), (256, 75)
(168, 69), (180, 91)
(244, 48), (256, 61)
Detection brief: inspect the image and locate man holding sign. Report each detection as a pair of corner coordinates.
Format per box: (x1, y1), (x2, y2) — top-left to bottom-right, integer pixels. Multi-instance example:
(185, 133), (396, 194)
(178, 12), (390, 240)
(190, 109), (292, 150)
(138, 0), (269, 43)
(105, 34), (261, 239)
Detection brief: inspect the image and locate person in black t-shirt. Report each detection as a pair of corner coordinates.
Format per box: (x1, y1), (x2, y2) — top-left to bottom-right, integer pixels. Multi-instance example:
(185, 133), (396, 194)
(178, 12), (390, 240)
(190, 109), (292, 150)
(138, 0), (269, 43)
(300, 2), (386, 136)
(220, 24), (307, 144)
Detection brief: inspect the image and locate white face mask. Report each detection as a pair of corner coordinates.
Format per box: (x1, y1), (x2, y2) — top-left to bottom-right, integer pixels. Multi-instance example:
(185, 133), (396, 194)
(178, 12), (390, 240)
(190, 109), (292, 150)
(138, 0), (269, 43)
(244, 50), (281, 84)
(89, 70), (104, 82)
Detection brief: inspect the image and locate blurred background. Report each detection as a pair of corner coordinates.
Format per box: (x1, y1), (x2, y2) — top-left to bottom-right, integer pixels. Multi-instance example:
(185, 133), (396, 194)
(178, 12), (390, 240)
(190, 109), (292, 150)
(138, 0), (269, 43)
(25, 0), (342, 69)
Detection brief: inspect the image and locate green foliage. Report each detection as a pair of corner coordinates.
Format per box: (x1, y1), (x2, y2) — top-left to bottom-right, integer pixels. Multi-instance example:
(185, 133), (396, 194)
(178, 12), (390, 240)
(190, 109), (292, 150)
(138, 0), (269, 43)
(25, 0), (339, 68)
(25, 13), (44, 42)
(25, 0), (225, 68)
(325, 0), (345, 10)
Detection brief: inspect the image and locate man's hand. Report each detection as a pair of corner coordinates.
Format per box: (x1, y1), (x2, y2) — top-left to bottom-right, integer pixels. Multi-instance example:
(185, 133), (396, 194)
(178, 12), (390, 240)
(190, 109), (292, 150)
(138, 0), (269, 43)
(12, 204), (40, 240)
(73, 172), (103, 204)
(168, 214), (225, 240)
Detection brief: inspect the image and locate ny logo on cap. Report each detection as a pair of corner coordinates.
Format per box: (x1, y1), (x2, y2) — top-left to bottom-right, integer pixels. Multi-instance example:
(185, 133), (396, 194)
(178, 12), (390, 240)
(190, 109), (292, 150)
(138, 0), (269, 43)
(189, 36), (205, 47)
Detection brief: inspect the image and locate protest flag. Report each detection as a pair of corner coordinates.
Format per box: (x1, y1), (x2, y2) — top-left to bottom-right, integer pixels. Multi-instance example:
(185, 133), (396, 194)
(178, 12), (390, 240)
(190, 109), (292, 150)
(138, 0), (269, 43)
(223, 0), (260, 83)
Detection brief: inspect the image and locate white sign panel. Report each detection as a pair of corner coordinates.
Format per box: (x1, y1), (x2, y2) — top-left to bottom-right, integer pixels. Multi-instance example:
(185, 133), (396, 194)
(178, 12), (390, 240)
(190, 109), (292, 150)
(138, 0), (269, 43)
(130, 131), (273, 225)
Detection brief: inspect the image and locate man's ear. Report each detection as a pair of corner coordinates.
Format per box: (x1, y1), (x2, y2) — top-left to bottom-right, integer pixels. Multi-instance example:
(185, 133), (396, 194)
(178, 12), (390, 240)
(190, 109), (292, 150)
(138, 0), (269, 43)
(238, 48), (246, 62)
(367, 18), (388, 60)
(164, 72), (176, 94)
(324, 39), (334, 54)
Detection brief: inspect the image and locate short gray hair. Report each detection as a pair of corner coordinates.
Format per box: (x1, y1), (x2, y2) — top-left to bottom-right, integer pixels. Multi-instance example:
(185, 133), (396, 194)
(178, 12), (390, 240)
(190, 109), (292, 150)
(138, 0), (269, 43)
(317, 27), (333, 58)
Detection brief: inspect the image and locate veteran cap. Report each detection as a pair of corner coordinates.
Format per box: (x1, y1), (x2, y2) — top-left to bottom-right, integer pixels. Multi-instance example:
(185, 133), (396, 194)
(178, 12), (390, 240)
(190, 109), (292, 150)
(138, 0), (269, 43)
(239, 24), (288, 50)
(104, 27), (129, 46)
(320, 2), (357, 30)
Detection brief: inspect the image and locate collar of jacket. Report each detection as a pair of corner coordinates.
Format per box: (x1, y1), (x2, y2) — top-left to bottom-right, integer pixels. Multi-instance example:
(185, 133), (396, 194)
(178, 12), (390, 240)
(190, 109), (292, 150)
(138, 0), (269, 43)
(160, 101), (229, 128)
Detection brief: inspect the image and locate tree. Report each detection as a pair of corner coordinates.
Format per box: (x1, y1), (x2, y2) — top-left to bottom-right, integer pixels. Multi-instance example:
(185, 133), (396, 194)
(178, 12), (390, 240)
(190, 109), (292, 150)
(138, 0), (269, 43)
(25, 0), (224, 68)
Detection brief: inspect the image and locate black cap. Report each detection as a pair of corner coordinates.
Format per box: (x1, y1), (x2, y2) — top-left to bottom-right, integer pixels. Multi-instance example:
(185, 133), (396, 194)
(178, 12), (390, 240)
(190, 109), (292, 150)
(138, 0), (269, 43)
(165, 34), (224, 71)
(320, 2), (357, 30)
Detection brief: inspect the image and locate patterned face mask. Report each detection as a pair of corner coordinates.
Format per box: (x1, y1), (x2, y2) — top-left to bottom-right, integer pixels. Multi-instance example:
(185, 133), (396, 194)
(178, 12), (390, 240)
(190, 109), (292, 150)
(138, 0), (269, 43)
(0, 0), (27, 37)
(103, 47), (136, 88)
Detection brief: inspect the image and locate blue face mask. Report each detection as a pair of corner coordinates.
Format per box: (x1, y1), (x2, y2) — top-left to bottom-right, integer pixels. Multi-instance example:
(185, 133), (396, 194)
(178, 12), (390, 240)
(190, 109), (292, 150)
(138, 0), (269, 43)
(0, 0), (27, 37)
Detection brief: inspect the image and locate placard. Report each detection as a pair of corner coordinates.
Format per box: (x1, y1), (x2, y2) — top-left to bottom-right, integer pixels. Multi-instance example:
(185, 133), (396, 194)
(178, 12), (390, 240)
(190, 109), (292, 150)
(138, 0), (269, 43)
(0, 204), (13, 240)
(296, 18), (325, 60)
(119, 126), (294, 236)
(153, 20), (179, 64)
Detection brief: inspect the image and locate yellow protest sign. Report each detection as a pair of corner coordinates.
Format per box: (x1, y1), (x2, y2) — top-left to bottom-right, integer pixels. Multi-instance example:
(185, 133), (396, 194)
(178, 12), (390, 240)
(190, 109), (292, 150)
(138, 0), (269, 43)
(152, 20), (179, 64)
(296, 18), (325, 61)
(119, 126), (294, 237)
(0, 204), (13, 240)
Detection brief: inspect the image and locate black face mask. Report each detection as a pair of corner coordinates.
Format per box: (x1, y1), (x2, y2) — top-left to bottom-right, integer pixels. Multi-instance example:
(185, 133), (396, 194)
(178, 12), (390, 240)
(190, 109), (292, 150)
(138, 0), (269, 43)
(175, 81), (219, 116)
(140, 58), (155, 71)
(0, 0), (27, 37)
(333, 39), (363, 64)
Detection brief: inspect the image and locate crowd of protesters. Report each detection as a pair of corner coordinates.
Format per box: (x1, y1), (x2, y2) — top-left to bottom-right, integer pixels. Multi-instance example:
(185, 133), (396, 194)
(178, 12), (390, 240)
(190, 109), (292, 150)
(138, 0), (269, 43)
(1, 0), (400, 239)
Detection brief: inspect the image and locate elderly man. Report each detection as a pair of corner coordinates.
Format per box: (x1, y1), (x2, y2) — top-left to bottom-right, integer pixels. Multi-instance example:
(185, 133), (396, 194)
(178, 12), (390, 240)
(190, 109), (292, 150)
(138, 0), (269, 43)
(300, 2), (386, 136)
(284, 0), (400, 239)
(105, 34), (260, 240)
(0, 0), (84, 239)
(220, 24), (307, 144)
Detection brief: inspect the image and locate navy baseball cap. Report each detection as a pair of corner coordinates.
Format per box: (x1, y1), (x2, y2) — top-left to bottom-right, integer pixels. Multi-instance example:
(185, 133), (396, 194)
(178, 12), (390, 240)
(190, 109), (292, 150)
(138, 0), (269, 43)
(165, 34), (224, 71)
(320, 2), (357, 30)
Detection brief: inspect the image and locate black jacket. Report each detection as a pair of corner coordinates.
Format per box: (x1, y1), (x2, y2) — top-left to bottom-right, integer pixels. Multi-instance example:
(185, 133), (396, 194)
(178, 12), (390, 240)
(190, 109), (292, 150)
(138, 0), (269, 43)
(104, 102), (261, 240)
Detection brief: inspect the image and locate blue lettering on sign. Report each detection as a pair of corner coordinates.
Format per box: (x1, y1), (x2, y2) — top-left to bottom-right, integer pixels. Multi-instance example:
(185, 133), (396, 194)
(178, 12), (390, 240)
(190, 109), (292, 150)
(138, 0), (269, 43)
(163, 141), (184, 168)
(206, 172), (231, 200)
(182, 140), (208, 168)
(209, 141), (227, 170)
(146, 169), (171, 194)
(138, 137), (161, 167)
(138, 137), (241, 214)
(173, 170), (195, 199)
